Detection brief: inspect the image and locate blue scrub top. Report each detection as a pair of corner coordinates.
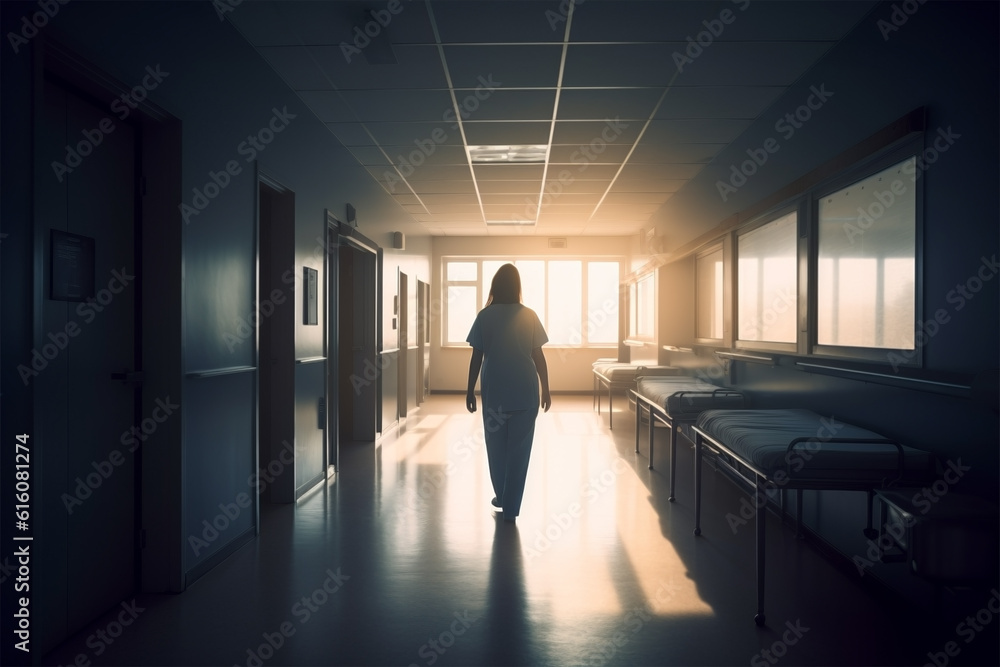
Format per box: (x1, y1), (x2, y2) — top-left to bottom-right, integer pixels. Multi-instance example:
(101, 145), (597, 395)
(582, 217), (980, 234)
(467, 303), (548, 412)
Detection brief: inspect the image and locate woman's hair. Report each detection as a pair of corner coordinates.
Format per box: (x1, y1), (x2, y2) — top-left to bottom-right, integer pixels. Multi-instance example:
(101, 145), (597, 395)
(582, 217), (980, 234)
(486, 263), (522, 306)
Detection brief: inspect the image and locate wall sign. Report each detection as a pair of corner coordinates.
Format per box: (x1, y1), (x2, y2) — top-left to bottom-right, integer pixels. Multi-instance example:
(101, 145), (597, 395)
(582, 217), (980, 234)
(50, 229), (95, 302)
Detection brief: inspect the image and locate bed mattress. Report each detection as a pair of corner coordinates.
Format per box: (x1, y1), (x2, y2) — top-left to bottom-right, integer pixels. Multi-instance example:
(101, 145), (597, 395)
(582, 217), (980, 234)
(636, 377), (745, 416)
(695, 409), (935, 482)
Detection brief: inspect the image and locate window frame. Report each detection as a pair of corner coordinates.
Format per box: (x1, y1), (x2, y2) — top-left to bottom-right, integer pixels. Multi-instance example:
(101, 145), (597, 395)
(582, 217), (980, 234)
(808, 139), (924, 366)
(734, 204), (801, 355)
(441, 256), (623, 348)
(694, 243), (726, 345)
(626, 271), (656, 344)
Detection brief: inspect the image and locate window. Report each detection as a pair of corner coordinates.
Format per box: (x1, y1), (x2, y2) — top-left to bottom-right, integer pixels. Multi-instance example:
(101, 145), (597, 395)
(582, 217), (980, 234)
(628, 272), (654, 340)
(443, 258), (620, 346)
(737, 211), (797, 345)
(696, 246), (724, 340)
(817, 156), (916, 351)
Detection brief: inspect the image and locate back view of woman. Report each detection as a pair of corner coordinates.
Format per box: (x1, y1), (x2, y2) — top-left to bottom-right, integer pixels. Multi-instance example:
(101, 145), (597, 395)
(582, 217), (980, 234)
(466, 264), (551, 523)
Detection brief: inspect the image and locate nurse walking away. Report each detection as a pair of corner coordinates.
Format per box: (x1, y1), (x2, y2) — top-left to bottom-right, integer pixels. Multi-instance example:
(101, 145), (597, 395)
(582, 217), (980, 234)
(466, 263), (551, 523)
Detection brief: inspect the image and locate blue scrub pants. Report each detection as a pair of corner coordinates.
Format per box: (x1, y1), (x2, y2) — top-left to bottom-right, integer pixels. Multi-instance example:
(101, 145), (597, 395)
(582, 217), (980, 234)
(483, 405), (538, 520)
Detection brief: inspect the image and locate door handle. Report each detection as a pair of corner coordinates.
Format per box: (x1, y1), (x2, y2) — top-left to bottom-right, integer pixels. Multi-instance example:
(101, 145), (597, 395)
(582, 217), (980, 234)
(111, 371), (144, 386)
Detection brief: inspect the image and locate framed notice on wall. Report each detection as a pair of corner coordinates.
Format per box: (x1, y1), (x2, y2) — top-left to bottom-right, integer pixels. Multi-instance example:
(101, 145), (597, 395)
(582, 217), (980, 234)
(50, 230), (95, 302)
(303, 266), (318, 325)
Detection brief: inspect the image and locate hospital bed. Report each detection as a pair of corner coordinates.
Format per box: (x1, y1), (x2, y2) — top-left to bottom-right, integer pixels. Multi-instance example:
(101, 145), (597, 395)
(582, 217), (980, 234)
(631, 376), (747, 501)
(591, 360), (682, 428)
(691, 408), (936, 625)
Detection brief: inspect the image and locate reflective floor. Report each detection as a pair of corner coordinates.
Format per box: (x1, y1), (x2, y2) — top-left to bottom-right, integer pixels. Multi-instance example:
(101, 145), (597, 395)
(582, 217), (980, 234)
(43, 395), (997, 666)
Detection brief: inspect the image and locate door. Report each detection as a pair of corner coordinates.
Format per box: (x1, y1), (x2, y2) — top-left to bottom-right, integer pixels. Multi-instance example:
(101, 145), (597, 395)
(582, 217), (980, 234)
(398, 271), (408, 420)
(37, 78), (138, 633)
(418, 280), (430, 403)
(338, 241), (378, 442)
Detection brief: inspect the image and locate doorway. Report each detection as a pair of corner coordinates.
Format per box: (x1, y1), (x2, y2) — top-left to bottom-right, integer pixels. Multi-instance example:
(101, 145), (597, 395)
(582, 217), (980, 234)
(417, 280), (430, 404)
(36, 75), (139, 635)
(328, 213), (382, 458)
(257, 176), (296, 503)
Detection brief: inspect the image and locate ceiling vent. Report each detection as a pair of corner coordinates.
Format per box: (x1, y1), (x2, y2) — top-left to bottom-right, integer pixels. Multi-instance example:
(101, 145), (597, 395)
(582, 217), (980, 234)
(548, 237), (568, 248)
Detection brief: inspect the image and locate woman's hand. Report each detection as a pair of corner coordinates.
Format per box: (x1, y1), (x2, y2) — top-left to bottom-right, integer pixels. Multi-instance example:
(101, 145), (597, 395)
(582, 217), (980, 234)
(541, 389), (552, 413)
(466, 392), (477, 413)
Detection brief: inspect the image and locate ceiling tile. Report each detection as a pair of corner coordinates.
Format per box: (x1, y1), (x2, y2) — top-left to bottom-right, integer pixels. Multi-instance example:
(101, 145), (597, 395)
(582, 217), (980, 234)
(367, 122), (465, 146)
(656, 86), (785, 119)
(459, 90), (557, 122)
(642, 119), (752, 144)
(309, 45), (447, 90)
(477, 180), (542, 194)
(548, 144), (632, 164)
(628, 143), (727, 164)
(462, 122), (552, 146)
(443, 45), (563, 88)
(557, 89), (664, 121)
(433, 1), (566, 43)
(551, 121), (643, 145)
(473, 164), (545, 181)
(339, 89), (455, 122)
(563, 44), (681, 88)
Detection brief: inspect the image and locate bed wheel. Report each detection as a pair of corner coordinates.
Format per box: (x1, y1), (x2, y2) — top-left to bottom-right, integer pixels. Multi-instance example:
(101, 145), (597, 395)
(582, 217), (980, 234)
(693, 527), (701, 536)
(754, 613), (765, 627)
(668, 495), (675, 502)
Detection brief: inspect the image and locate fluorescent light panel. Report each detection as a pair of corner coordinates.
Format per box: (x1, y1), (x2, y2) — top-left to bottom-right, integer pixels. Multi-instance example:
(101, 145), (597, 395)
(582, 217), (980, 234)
(468, 145), (548, 163)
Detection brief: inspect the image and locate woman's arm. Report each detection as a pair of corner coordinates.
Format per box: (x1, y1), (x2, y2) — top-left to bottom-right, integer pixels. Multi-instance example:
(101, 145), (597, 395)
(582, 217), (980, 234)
(466, 348), (484, 413)
(531, 347), (551, 412)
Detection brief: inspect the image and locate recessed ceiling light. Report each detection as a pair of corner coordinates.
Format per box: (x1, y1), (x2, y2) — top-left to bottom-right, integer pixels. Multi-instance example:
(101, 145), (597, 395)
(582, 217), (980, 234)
(468, 145), (548, 163)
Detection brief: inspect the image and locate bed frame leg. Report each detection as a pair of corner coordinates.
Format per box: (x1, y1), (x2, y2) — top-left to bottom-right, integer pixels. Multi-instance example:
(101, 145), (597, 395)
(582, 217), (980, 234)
(755, 476), (766, 627)
(667, 426), (676, 501)
(694, 434), (703, 536)
(863, 489), (878, 539)
(648, 412), (656, 470)
(607, 385), (613, 429)
(795, 489), (803, 539)
(634, 397), (641, 454)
